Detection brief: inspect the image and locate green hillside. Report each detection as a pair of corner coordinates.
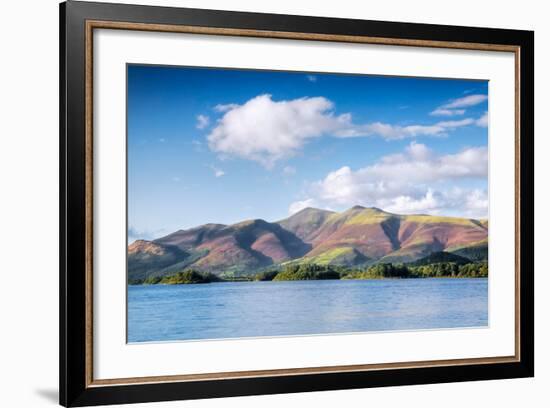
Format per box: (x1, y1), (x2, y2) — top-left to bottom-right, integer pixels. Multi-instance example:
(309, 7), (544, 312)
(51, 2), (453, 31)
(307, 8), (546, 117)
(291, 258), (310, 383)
(127, 240), (190, 284)
(407, 251), (472, 267)
(448, 239), (489, 261)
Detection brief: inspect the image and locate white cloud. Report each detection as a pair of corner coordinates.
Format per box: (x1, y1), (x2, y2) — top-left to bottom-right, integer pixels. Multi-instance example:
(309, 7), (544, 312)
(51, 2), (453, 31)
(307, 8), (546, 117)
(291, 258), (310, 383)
(209, 166), (225, 177)
(128, 226), (168, 242)
(476, 112), (488, 127)
(380, 188), (488, 218)
(430, 108), (466, 116)
(306, 75), (317, 82)
(207, 94), (479, 166)
(288, 198), (318, 215)
(291, 142), (488, 217)
(440, 94), (488, 109)
(207, 94), (350, 167)
(196, 114), (210, 129)
(336, 118), (474, 140)
(431, 94), (488, 116)
(463, 189), (488, 216)
(383, 189), (440, 214)
(214, 103), (239, 113)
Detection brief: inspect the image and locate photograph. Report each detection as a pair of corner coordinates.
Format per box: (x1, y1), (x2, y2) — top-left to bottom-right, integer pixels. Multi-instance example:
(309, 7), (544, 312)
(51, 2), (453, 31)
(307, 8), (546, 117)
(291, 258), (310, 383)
(55, 2), (534, 405)
(127, 65), (490, 343)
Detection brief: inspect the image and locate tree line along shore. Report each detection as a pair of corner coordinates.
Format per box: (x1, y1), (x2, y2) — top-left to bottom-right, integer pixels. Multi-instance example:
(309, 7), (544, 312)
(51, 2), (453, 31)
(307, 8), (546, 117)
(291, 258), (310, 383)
(130, 255), (488, 285)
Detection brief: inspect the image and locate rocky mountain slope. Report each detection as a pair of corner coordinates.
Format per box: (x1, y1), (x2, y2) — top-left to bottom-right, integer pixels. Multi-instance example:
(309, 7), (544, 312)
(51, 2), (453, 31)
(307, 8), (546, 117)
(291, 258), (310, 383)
(128, 206), (488, 282)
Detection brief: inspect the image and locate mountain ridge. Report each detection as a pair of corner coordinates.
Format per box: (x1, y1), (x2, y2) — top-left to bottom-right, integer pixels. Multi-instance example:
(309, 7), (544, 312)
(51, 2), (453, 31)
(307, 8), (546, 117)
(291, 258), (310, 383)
(128, 206), (488, 282)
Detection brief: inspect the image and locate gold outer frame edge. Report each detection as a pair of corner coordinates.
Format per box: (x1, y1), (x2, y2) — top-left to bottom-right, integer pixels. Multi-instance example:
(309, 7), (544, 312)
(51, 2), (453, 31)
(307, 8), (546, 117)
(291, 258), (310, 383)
(84, 20), (521, 388)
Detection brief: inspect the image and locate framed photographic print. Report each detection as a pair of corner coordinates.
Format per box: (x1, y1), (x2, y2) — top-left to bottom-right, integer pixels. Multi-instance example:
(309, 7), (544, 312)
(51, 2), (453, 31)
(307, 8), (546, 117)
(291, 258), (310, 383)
(59, 1), (534, 406)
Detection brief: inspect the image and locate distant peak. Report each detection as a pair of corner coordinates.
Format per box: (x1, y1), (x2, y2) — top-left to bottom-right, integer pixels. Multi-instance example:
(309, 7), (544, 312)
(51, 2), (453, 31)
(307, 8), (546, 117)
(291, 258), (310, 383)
(348, 205), (387, 212)
(232, 218), (269, 228)
(343, 206), (391, 217)
(291, 207), (335, 216)
(128, 239), (164, 254)
(298, 206), (320, 213)
(184, 223), (227, 231)
(203, 223), (226, 228)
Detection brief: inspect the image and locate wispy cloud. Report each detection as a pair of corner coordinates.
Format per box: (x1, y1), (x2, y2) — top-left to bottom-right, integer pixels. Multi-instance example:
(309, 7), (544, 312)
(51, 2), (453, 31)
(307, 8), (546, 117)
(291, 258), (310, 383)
(476, 112), (488, 127)
(214, 103), (239, 113)
(430, 108), (466, 116)
(128, 226), (168, 243)
(306, 75), (317, 82)
(431, 94), (488, 116)
(196, 114), (210, 129)
(189, 139), (206, 153)
(335, 118), (474, 140)
(288, 198), (318, 215)
(441, 94), (488, 109)
(209, 165), (225, 178)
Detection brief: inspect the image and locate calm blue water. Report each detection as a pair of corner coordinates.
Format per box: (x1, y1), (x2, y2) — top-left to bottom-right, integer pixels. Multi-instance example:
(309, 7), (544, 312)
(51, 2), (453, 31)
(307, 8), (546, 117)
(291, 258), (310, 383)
(127, 278), (488, 343)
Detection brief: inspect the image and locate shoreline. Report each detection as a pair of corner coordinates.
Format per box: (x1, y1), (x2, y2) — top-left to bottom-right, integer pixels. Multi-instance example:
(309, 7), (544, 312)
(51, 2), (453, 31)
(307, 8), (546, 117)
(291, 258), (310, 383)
(129, 275), (489, 286)
(130, 260), (488, 285)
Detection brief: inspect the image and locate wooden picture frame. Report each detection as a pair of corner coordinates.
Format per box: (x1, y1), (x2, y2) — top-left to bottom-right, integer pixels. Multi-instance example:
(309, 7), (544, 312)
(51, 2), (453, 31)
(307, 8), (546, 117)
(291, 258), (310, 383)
(60, 1), (534, 406)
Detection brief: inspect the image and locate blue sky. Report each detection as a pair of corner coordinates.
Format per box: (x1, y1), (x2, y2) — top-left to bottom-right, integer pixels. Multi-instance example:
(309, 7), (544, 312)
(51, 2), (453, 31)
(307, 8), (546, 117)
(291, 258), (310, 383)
(128, 65), (488, 241)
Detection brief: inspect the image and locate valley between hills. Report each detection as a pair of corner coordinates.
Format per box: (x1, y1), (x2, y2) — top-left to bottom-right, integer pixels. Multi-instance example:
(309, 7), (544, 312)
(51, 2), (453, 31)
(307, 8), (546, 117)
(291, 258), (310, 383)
(128, 206), (488, 284)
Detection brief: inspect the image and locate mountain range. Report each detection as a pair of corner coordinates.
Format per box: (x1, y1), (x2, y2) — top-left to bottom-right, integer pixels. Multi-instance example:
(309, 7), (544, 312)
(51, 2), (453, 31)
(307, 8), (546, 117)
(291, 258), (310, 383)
(128, 206), (488, 283)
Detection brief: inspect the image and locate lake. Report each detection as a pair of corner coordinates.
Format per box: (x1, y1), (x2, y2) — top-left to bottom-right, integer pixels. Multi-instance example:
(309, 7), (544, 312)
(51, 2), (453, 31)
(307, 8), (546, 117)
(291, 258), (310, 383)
(127, 278), (488, 343)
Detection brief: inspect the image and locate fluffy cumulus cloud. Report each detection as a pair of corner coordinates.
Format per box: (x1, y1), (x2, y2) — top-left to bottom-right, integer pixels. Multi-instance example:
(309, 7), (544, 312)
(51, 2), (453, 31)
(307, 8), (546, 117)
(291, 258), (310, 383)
(289, 142), (488, 218)
(430, 94), (488, 116)
(207, 94), (481, 167)
(382, 188), (488, 217)
(207, 94), (351, 167)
